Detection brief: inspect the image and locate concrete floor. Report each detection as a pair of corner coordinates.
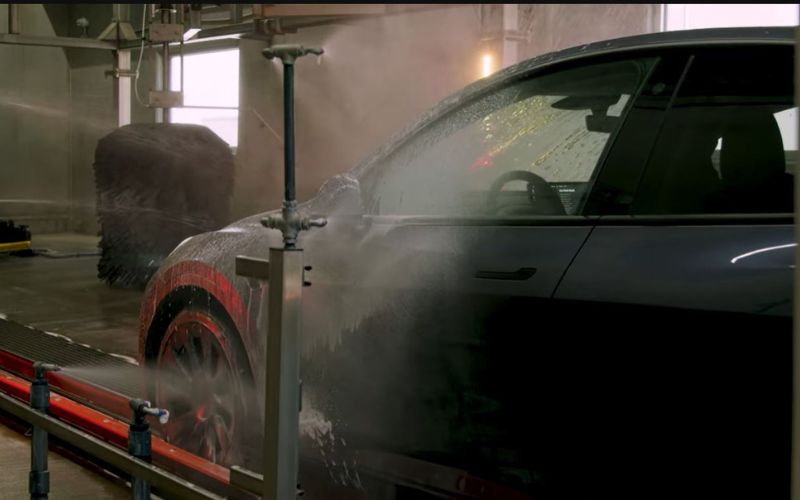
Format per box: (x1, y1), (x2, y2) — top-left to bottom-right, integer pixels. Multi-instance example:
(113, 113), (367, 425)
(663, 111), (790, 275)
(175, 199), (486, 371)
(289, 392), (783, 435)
(0, 233), (141, 359)
(0, 233), (143, 498)
(0, 424), (129, 499)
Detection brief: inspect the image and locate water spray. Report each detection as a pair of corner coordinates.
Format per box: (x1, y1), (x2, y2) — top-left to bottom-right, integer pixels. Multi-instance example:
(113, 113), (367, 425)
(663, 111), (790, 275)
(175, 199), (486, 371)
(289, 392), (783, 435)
(29, 362), (61, 500)
(127, 398), (169, 499)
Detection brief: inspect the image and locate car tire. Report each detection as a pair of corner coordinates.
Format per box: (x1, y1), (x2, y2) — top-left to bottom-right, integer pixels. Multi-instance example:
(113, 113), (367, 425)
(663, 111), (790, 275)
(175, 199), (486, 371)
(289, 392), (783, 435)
(151, 307), (257, 467)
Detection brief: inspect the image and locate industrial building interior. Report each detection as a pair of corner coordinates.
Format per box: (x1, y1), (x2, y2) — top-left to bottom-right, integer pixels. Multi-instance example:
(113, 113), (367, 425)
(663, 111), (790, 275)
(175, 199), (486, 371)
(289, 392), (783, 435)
(0, 3), (797, 499)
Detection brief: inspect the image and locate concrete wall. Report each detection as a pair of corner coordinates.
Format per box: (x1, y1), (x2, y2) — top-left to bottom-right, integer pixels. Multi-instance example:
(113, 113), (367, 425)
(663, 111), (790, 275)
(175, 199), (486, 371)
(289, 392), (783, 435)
(63, 4), (118, 235)
(0, 4), (119, 235)
(520, 4), (661, 59)
(0, 4), (71, 233)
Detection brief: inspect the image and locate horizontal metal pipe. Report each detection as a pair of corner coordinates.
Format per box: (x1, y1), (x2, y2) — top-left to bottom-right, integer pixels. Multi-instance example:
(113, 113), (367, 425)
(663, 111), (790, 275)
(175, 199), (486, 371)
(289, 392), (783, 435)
(0, 392), (223, 500)
(0, 33), (116, 50)
(229, 466), (263, 495)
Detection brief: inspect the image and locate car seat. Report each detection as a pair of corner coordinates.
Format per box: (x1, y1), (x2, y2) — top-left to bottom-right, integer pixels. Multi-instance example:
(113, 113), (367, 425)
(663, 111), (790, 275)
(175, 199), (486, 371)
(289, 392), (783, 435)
(713, 108), (791, 213)
(637, 107), (722, 214)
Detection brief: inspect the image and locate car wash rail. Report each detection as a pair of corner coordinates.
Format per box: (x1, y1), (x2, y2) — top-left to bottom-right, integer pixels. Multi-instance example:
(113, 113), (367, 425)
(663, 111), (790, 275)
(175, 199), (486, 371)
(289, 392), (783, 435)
(0, 389), (223, 500)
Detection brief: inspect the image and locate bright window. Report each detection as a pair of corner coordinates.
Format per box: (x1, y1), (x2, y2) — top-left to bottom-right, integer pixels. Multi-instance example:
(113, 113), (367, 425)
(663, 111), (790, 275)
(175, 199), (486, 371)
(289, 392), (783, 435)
(663, 4), (798, 31)
(170, 49), (239, 147)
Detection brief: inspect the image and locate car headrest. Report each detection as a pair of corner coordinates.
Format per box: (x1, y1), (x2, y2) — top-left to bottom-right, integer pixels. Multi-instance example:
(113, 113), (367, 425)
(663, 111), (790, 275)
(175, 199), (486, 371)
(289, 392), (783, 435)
(719, 110), (786, 188)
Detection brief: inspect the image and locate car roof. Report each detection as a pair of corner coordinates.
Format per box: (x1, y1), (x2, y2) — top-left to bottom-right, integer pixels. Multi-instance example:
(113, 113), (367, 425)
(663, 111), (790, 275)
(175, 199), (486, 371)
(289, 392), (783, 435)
(506, 26), (793, 81)
(349, 26), (794, 180)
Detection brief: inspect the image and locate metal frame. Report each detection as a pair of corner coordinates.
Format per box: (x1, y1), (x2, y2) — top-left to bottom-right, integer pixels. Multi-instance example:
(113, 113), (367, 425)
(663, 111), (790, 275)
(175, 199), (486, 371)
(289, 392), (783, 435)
(0, 391), (223, 500)
(261, 248), (305, 500)
(0, 33), (116, 50)
(0, 351), (233, 494)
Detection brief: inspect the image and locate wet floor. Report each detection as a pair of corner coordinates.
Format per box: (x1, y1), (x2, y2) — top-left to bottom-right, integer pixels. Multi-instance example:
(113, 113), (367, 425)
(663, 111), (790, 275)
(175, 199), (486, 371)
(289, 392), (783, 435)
(0, 424), (130, 499)
(0, 233), (141, 359)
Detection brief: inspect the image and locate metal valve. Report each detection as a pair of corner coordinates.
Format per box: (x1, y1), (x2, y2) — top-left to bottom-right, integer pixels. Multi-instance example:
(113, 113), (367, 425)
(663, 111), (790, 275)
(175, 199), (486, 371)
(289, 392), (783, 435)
(128, 398), (168, 499)
(129, 398), (170, 425)
(32, 362), (61, 381)
(261, 209), (327, 249)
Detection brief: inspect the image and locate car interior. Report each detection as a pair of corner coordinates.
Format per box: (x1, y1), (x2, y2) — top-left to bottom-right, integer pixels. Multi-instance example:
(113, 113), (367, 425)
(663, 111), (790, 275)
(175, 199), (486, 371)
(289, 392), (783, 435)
(635, 104), (794, 215)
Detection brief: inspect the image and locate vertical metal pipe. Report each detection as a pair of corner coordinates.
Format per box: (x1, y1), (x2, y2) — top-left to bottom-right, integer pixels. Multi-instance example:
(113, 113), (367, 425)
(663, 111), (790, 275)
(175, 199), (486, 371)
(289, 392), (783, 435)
(114, 3), (132, 23)
(161, 43), (169, 84)
(30, 426), (47, 499)
(175, 3), (184, 27)
(154, 51), (164, 123)
(283, 63), (295, 204)
(161, 5), (171, 123)
(179, 40), (184, 94)
(28, 364), (60, 500)
(117, 50), (132, 127)
(8, 4), (20, 35)
(128, 399), (168, 500)
(128, 416), (152, 499)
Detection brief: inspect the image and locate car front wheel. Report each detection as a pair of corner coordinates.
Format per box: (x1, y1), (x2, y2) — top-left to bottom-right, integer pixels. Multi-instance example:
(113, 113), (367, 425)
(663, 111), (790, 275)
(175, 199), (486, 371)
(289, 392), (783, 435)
(154, 307), (254, 466)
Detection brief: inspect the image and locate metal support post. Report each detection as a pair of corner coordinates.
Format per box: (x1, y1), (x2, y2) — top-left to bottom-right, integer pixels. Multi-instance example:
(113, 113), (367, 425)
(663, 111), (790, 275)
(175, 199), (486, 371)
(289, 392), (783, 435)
(8, 3), (19, 35)
(1, 392), (219, 500)
(117, 50), (132, 126)
(241, 44), (324, 500)
(154, 50), (164, 123)
(262, 247), (304, 500)
(29, 362), (61, 500)
(8, 4), (19, 35)
(160, 5), (172, 123)
(128, 399), (169, 500)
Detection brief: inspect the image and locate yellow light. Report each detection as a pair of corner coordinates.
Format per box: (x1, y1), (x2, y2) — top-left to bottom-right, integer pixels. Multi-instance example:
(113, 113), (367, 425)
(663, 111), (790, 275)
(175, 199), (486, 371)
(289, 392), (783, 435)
(481, 53), (494, 78)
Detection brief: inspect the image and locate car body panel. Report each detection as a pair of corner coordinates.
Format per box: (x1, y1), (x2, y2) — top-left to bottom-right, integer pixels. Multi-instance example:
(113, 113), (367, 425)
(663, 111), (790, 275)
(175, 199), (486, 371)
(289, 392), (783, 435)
(555, 221), (794, 315)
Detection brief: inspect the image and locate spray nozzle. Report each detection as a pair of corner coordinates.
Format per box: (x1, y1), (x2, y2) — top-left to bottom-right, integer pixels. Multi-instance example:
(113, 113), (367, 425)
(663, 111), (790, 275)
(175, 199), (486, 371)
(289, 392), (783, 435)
(32, 362), (61, 380)
(262, 44), (324, 65)
(129, 398), (170, 424)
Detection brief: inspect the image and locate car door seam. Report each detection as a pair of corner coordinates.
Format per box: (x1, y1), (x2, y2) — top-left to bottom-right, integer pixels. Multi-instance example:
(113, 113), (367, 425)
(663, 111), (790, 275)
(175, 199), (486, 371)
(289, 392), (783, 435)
(550, 224), (596, 299)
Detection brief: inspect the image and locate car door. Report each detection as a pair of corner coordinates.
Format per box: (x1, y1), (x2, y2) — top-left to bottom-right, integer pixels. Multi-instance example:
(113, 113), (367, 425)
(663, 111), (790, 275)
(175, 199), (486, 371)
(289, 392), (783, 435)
(299, 55), (660, 497)
(555, 45), (794, 499)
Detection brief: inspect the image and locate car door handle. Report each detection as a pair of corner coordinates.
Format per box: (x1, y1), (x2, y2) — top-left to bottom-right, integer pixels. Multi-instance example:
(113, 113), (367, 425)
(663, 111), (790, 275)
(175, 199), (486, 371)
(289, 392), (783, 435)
(475, 267), (537, 281)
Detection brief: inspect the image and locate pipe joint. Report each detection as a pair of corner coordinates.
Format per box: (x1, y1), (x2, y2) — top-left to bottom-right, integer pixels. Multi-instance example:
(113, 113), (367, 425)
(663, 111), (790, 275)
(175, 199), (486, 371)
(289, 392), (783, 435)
(262, 44), (323, 65)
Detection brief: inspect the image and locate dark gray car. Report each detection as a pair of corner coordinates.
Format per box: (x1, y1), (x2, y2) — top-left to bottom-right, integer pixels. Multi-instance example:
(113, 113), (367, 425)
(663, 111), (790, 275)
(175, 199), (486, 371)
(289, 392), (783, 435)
(139, 27), (795, 499)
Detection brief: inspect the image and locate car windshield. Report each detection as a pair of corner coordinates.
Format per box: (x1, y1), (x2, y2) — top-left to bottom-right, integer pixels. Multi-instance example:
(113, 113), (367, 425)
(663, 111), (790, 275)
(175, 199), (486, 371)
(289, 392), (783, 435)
(362, 57), (656, 216)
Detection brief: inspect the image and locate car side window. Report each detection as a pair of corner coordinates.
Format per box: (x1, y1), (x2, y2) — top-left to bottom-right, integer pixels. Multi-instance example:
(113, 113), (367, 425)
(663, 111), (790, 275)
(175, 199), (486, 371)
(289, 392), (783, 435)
(362, 57), (657, 217)
(633, 46), (795, 215)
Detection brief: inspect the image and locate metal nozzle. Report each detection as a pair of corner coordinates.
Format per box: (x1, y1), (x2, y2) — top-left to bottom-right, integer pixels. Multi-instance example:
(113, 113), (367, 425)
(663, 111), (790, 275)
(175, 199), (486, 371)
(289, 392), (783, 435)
(32, 362), (61, 380)
(262, 44), (324, 64)
(129, 398), (170, 424)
